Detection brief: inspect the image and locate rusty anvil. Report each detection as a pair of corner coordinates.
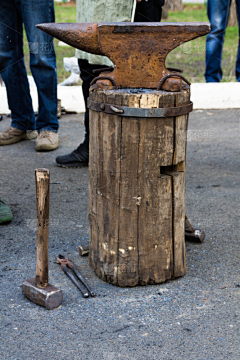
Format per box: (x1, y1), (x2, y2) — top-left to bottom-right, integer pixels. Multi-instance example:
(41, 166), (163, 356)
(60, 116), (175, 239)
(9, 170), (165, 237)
(36, 22), (210, 91)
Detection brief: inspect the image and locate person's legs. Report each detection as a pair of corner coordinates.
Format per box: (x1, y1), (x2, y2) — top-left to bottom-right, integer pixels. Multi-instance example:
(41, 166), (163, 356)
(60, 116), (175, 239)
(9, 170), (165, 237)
(235, 0), (240, 81)
(20, 0), (58, 133)
(55, 60), (107, 167)
(134, 0), (163, 22)
(205, 0), (230, 82)
(0, 0), (36, 133)
(78, 59), (107, 144)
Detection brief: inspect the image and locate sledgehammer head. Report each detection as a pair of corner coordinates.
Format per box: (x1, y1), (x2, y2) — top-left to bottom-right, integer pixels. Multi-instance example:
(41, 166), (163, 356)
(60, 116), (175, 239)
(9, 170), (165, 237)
(22, 278), (63, 310)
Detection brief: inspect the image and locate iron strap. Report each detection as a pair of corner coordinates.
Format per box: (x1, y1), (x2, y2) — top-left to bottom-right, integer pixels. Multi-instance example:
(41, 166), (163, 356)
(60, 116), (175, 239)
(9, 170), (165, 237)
(88, 99), (193, 118)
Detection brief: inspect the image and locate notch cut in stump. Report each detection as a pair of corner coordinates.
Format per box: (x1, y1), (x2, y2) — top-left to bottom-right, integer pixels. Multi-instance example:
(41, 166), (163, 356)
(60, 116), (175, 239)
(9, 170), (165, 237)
(88, 88), (189, 286)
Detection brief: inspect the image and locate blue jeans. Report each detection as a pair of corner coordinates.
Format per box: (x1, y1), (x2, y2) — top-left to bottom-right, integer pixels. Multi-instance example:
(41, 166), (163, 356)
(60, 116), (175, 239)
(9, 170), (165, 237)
(0, 0), (58, 132)
(205, 0), (240, 82)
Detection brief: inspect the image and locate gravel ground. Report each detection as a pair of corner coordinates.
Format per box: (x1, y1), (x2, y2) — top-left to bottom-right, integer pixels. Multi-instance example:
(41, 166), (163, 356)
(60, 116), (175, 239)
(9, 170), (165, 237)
(0, 110), (239, 360)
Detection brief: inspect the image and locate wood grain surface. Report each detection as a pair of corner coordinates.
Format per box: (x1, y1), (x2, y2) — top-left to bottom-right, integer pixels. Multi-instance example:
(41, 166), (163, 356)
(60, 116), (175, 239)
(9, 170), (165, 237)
(88, 88), (190, 286)
(35, 168), (50, 288)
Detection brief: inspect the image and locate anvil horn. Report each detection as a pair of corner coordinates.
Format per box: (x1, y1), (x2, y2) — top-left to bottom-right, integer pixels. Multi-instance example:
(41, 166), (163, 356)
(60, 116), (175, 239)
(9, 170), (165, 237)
(36, 23), (104, 55)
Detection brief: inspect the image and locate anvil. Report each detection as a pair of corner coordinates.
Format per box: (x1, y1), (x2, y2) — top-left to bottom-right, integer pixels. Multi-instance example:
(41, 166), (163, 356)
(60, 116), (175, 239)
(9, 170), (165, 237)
(37, 22), (210, 90)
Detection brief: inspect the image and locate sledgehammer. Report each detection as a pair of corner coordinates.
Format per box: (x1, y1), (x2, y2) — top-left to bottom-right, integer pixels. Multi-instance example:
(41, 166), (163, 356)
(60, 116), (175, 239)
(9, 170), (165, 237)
(22, 169), (63, 309)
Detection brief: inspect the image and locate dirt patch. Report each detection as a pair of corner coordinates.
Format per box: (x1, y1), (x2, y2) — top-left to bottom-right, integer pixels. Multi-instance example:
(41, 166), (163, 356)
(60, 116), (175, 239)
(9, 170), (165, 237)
(58, 1), (76, 7)
(183, 5), (204, 10)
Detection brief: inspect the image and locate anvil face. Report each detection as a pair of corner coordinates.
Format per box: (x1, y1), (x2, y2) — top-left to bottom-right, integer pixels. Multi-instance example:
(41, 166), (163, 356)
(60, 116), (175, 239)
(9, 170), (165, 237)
(37, 22), (210, 89)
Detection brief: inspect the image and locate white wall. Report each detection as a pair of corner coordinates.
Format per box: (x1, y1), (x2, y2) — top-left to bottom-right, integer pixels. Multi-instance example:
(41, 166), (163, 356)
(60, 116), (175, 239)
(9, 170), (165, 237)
(1, 83), (239, 115)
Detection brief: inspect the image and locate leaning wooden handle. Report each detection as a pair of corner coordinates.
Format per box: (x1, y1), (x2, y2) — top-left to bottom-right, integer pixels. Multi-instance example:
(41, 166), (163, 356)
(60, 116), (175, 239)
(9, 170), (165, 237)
(35, 168), (50, 288)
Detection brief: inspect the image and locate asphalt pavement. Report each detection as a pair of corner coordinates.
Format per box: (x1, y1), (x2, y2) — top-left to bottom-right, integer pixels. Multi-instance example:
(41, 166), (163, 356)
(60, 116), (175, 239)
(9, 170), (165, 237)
(0, 109), (239, 360)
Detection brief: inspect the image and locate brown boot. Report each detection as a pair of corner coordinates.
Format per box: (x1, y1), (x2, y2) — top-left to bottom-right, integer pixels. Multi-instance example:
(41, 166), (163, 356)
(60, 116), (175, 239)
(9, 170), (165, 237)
(0, 127), (37, 145)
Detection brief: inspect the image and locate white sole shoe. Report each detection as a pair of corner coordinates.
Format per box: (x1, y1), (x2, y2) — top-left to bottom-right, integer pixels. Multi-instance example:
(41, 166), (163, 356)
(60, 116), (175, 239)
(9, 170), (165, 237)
(35, 131), (59, 151)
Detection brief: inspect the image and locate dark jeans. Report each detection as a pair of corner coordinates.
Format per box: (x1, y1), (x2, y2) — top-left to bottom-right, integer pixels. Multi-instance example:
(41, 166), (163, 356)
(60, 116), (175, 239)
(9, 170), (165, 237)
(205, 0), (240, 82)
(78, 60), (107, 144)
(0, 0), (58, 132)
(79, 0), (164, 143)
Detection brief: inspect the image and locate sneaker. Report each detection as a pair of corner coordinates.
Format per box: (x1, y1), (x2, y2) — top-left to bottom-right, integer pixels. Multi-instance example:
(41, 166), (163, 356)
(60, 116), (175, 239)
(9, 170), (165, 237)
(0, 199), (13, 225)
(56, 142), (89, 168)
(35, 130), (59, 151)
(0, 127), (37, 146)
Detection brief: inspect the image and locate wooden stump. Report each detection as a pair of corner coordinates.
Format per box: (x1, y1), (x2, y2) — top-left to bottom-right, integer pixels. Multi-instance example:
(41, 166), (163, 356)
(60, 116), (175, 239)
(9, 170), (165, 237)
(88, 88), (189, 286)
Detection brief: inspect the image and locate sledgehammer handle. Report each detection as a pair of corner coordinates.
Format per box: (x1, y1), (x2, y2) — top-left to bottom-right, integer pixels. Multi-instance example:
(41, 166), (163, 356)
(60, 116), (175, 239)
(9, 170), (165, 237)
(35, 169), (50, 288)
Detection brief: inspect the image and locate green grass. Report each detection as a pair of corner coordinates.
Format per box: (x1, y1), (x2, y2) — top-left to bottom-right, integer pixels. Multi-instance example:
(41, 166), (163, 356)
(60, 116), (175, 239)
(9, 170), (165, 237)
(54, 3), (76, 22)
(54, 3), (77, 82)
(164, 4), (239, 82)
(23, 3), (239, 83)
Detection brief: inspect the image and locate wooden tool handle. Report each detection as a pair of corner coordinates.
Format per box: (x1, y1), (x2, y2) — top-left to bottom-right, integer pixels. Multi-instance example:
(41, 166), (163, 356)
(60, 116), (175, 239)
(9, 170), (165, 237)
(35, 169), (50, 288)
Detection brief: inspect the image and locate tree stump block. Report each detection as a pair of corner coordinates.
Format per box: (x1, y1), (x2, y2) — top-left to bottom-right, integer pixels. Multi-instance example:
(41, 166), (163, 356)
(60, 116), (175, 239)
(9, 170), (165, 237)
(88, 87), (190, 286)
